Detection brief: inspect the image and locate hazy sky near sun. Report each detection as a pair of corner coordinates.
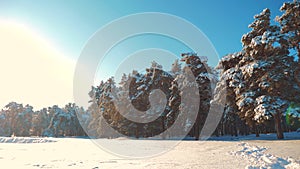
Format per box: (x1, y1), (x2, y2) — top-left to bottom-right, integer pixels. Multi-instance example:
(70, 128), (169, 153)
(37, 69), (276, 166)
(0, 0), (287, 109)
(0, 20), (75, 109)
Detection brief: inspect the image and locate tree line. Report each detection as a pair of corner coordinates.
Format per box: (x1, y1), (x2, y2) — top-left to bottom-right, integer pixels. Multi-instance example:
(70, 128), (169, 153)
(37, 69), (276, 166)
(0, 102), (89, 137)
(0, 0), (299, 139)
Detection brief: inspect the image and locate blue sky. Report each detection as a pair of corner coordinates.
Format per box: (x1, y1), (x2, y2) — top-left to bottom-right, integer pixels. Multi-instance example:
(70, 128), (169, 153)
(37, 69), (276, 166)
(0, 0), (288, 82)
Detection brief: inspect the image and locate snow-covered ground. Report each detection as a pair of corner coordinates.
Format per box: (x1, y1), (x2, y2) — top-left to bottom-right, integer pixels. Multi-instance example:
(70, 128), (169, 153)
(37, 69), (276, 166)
(0, 132), (299, 169)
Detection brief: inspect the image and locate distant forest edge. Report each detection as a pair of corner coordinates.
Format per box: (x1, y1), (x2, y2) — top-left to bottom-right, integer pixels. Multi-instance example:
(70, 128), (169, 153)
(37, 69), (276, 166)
(1, 0), (300, 139)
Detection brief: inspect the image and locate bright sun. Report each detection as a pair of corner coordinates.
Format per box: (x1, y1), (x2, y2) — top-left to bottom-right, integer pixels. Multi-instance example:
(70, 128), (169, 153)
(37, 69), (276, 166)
(0, 19), (75, 110)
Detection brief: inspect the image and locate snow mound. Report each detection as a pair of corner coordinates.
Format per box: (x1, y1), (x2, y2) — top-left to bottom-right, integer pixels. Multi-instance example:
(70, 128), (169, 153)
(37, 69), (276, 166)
(0, 137), (56, 143)
(231, 142), (300, 169)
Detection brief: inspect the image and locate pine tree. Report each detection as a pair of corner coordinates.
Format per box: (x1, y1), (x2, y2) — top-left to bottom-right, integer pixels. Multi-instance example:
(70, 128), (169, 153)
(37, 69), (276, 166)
(171, 59), (182, 76)
(62, 103), (86, 136)
(87, 84), (103, 137)
(0, 109), (5, 136)
(97, 78), (122, 138)
(169, 58), (183, 137)
(172, 65), (199, 138)
(31, 108), (49, 136)
(277, 0), (300, 87)
(180, 53), (212, 140)
(45, 105), (69, 137)
(126, 63), (176, 138)
(168, 78), (182, 137)
(238, 8), (297, 139)
(212, 52), (244, 136)
(75, 106), (89, 136)
(277, 0), (300, 58)
(15, 104), (33, 136)
(2, 102), (24, 136)
(114, 73), (135, 137)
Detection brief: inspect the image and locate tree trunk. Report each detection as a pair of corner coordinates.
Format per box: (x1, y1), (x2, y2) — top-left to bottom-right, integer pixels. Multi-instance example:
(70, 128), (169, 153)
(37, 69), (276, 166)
(254, 126), (259, 137)
(221, 122), (224, 136)
(296, 43), (300, 61)
(295, 66), (300, 87)
(135, 124), (141, 139)
(194, 114), (200, 140)
(215, 128), (219, 137)
(234, 124), (238, 137)
(274, 113), (284, 139)
(161, 116), (166, 139)
(245, 126), (249, 135)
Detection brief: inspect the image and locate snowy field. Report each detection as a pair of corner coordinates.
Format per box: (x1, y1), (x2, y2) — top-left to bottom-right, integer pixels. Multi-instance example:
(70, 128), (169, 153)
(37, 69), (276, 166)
(0, 132), (299, 169)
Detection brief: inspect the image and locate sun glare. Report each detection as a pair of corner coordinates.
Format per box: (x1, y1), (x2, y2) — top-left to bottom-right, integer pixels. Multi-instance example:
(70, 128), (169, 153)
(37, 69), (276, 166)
(0, 19), (75, 110)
